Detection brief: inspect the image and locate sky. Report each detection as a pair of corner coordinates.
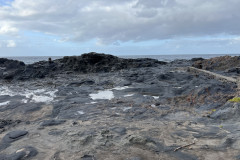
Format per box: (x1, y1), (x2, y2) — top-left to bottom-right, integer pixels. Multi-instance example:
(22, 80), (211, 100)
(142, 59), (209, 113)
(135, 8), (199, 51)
(1, 0), (240, 56)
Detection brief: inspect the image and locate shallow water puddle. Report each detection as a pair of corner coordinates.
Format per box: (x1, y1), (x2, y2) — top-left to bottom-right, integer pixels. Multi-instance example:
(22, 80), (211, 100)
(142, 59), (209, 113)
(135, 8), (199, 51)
(89, 90), (114, 100)
(151, 104), (156, 108)
(124, 94), (134, 97)
(112, 86), (130, 90)
(123, 107), (132, 111)
(85, 102), (97, 104)
(0, 101), (10, 106)
(77, 111), (85, 115)
(173, 87), (182, 89)
(89, 86), (131, 100)
(21, 99), (28, 103)
(152, 96), (159, 99)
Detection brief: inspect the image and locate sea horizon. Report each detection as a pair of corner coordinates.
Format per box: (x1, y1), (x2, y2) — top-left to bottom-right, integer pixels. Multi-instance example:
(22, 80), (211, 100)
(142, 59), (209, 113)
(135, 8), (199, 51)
(1, 53), (240, 64)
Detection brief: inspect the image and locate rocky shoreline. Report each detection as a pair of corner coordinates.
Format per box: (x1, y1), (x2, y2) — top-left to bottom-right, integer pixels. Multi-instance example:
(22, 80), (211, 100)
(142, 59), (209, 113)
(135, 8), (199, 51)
(0, 53), (240, 160)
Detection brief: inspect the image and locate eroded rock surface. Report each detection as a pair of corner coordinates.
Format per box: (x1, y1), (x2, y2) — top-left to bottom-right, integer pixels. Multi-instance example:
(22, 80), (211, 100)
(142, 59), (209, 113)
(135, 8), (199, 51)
(0, 52), (166, 81)
(0, 53), (240, 159)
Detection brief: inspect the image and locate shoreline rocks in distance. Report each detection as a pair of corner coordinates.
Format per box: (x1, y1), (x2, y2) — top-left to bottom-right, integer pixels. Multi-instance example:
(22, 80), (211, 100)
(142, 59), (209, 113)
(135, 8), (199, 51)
(0, 52), (167, 81)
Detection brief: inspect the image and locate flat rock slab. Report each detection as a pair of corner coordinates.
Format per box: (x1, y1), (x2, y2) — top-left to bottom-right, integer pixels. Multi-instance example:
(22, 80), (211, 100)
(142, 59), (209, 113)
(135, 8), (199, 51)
(125, 157), (142, 160)
(0, 146), (38, 160)
(81, 155), (96, 160)
(0, 130), (28, 151)
(40, 119), (66, 127)
(2, 130), (28, 143)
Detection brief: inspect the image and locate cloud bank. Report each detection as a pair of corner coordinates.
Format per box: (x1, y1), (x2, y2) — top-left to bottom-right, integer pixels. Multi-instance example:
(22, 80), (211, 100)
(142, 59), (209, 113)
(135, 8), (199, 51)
(0, 0), (240, 44)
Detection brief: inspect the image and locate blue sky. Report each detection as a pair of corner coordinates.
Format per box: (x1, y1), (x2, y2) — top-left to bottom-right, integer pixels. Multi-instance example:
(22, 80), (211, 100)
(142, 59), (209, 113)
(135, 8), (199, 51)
(1, 0), (240, 56)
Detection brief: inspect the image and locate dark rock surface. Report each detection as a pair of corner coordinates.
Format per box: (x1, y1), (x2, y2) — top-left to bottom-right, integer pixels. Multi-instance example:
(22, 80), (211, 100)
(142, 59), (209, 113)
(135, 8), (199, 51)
(40, 119), (66, 127)
(0, 52), (167, 81)
(0, 130), (28, 151)
(0, 58), (25, 80)
(0, 53), (240, 159)
(0, 146), (38, 160)
(193, 55), (240, 71)
(0, 120), (21, 134)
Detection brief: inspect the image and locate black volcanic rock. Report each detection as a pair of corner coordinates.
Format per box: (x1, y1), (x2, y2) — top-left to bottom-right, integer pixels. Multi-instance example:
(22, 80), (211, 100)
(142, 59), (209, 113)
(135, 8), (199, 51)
(0, 130), (28, 151)
(191, 57), (204, 61)
(57, 52), (166, 73)
(0, 58), (25, 80)
(40, 119), (66, 127)
(0, 146), (38, 160)
(0, 53), (240, 159)
(0, 58), (25, 70)
(0, 52), (167, 80)
(192, 55), (240, 71)
(3, 130), (28, 143)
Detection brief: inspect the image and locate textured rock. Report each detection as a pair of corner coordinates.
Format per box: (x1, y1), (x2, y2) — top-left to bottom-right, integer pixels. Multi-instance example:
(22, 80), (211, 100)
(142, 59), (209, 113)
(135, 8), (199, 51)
(193, 55), (240, 71)
(0, 52), (167, 81)
(40, 119), (66, 127)
(0, 54), (240, 159)
(2, 130), (28, 143)
(0, 130), (28, 151)
(0, 146), (38, 160)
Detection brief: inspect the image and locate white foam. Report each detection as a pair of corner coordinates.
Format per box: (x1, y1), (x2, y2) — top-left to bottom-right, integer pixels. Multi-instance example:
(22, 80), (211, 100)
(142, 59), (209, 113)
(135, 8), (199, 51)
(173, 87), (182, 89)
(152, 96), (159, 99)
(0, 86), (58, 104)
(112, 86), (130, 90)
(123, 107), (132, 111)
(124, 94), (134, 97)
(88, 86), (132, 101)
(0, 101), (10, 106)
(21, 99), (28, 103)
(0, 86), (16, 96)
(85, 102), (97, 104)
(31, 95), (55, 103)
(77, 111), (84, 115)
(151, 104), (156, 108)
(24, 89), (58, 103)
(89, 90), (114, 100)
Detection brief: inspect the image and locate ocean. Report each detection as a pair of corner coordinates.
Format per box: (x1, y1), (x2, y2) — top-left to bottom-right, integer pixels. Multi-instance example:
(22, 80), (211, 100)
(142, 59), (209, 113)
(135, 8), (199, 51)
(1, 54), (240, 64)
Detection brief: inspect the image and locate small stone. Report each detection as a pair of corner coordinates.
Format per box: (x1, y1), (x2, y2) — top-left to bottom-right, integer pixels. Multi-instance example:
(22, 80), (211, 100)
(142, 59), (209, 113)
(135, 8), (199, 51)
(6, 130), (28, 141)
(81, 155), (96, 160)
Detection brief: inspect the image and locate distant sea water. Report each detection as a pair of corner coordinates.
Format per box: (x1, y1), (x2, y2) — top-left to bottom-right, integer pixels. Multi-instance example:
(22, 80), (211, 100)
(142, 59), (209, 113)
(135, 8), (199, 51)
(1, 54), (240, 64)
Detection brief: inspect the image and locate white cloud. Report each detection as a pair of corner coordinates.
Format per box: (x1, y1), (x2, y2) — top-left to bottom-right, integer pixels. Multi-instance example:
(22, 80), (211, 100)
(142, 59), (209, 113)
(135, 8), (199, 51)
(6, 40), (16, 47)
(0, 24), (18, 35)
(0, 0), (240, 44)
(0, 40), (16, 48)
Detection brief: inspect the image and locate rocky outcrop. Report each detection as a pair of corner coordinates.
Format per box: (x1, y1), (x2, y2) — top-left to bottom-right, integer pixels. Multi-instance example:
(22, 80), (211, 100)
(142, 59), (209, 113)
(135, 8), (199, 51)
(0, 58), (25, 80)
(58, 53), (166, 73)
(193, 55), (240, 71)
(0, 58), (25, 70)
(0, 52), (167, 81)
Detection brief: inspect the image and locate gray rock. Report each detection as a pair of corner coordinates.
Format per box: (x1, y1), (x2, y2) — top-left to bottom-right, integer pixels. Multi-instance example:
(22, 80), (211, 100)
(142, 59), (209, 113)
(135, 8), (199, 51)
(40, 119), (66, 127)
(81, 155), (96, 160)
(0, 146), (38, 160)
(0, 130), (28, 151)
(3, 130), (28, 143)
(125, 157), (142, 160)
